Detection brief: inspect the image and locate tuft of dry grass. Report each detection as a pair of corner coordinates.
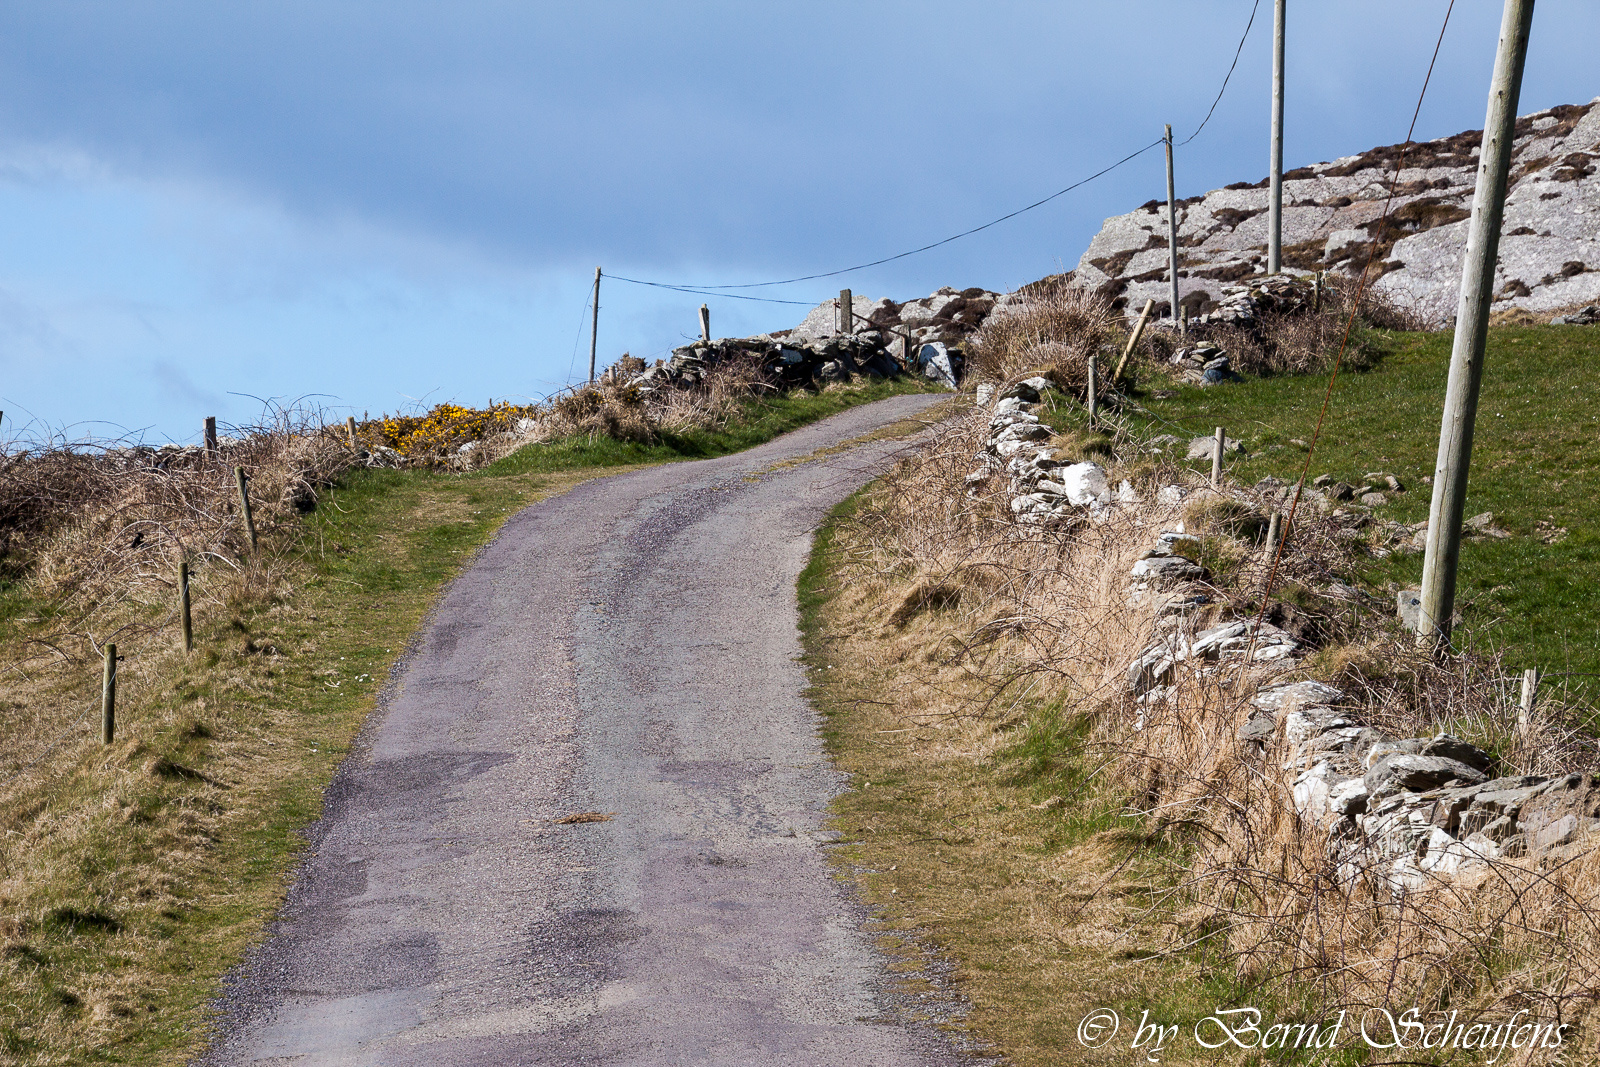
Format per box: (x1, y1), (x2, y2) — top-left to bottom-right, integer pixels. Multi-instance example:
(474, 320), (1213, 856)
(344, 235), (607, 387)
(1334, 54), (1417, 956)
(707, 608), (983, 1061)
(965, 283), (1118, 398)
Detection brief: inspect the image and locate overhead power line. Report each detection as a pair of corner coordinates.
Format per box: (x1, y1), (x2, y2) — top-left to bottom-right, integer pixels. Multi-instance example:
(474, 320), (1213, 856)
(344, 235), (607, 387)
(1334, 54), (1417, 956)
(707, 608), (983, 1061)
(607, 0), (1267, 302)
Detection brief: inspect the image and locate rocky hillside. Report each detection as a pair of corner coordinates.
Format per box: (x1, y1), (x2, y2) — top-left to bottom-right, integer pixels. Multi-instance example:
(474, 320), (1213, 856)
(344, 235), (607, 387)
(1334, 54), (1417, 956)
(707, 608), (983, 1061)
(1073, 98), (1600, 326)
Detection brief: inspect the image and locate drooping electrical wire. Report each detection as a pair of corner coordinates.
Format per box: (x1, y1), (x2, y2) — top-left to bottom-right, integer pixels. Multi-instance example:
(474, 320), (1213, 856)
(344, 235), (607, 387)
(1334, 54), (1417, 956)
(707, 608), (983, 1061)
(1178, 0), (1263, 147)
(604, 0), (1270, 303)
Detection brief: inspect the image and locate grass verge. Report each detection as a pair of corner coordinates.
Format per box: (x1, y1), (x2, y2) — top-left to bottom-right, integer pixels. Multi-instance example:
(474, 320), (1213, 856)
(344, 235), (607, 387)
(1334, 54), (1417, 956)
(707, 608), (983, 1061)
(1126, 324), (1600, 689)
(799, 492), (1251, 1066)
(0, 375), (935, 1065)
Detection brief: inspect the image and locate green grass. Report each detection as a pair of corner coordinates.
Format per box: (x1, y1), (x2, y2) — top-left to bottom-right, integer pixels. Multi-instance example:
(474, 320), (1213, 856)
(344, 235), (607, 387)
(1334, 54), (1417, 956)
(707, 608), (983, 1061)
(0, 375), (939, 1065)
(1122, 324), (1600, 688)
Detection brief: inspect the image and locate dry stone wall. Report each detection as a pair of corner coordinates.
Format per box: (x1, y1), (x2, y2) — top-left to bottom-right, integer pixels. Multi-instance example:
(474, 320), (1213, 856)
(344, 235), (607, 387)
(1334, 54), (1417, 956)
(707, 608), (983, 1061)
(626, 286), (1009, 394)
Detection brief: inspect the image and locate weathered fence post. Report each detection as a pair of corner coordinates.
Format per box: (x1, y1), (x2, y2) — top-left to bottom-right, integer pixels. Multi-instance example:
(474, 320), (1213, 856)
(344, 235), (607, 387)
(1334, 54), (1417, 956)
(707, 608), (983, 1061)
(179, 561), (193, 653)
(1312, 271), (1324, 313)
(838, 289), (853, 334)
(1518, 668), (1540, 730)
(1211, 426), (1225, 488)
(1086, 353), (1098, 425)
(101, 643), (117, 744)
(1111, 298), (1156, 387)
(345, 416), (358, 446)
(699, 304), (711, 343)
(204, 416), (218, 456)
(235, 467), (257, 552)
(1266, 512), (1282, 552)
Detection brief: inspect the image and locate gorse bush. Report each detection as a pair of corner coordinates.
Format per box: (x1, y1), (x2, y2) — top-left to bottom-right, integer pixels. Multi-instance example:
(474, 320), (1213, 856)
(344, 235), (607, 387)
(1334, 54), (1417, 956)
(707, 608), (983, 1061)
(362, 402), (541, 463)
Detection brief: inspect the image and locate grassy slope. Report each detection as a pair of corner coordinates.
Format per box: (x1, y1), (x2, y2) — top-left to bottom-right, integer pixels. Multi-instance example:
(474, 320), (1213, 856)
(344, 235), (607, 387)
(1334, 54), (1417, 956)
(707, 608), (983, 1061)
(0, 377), (935, 1065)
(1127, 324), (1600, 688)
(796, 329), (1600, 1065)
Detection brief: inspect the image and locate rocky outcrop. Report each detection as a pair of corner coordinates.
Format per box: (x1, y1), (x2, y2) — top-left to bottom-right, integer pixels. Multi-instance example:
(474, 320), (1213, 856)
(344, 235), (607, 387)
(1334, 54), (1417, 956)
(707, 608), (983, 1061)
(1073, 99), (1600, 326)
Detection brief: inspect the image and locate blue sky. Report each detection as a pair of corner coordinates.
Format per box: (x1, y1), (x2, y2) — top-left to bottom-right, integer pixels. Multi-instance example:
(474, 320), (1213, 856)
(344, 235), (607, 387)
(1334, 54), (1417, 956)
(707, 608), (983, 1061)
(1, 2), (1596, 443)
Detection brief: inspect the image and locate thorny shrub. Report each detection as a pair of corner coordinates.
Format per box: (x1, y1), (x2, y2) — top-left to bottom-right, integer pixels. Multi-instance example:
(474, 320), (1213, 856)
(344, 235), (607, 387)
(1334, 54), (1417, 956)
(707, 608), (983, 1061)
(832, 389), (1600, 1054)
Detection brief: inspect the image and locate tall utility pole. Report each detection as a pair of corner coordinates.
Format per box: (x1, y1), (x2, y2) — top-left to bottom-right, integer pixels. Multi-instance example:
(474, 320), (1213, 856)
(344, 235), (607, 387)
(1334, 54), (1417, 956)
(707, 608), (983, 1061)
(1416, 0), (1535, 646)
(588, 267), (601, 384)
(1164, 125), (1182, 333)
(1268, 0), (1286, 273)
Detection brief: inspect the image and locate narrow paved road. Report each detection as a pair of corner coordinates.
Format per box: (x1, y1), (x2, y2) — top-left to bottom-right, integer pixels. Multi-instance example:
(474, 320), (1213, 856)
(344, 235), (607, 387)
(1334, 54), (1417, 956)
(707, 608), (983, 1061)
(205, 394), (964, 1067)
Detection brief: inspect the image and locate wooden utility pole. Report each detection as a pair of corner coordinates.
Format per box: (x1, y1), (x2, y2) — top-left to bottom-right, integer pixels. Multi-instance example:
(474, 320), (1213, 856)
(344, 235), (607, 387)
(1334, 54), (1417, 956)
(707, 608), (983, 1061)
(838, 289), (853, 334)
(1164, 125), (1183, 335)
(101, 643), (117, 745)
(1416, 0), (1535, 646)
(588, 267), (601, 384)
(1268, 0), (1286, 273)
(1111, 298), (1156, 386)
(699, 304), (711, 343)
(179, 561), (193, 653)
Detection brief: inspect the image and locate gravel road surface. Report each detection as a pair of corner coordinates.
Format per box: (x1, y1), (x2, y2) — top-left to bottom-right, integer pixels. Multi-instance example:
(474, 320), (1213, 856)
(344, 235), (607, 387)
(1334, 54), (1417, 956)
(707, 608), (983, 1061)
(203, 393), (966, 1067)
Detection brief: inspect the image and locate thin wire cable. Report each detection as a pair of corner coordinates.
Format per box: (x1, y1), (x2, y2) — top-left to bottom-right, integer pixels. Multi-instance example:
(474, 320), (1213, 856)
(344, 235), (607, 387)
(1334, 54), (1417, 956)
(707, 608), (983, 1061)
(609, 139), (1165, 295)
(566, 287), (593, 385)
(1246, 0), (1457, 657)
(1178, 0), (1263, 147)
(607, 5), (1263, 301)
(601, 279), (817, 305)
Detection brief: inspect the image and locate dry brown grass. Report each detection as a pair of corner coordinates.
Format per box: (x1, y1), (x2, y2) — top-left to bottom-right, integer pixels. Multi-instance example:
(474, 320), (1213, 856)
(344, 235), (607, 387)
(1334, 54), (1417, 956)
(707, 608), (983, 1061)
(965, 283), (1118, 399)
(529, 352), (784, 446)
(809, 393), (1600, 1062)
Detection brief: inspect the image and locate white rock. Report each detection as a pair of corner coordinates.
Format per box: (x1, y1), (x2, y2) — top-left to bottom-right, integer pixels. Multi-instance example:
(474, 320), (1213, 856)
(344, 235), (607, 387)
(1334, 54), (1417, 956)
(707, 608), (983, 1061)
(1056, 462), (1110, 507)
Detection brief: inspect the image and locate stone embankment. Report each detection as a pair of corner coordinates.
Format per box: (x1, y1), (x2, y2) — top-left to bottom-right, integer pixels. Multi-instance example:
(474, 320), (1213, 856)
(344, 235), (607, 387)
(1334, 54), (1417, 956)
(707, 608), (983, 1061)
(965, 379), (1598, 894)
(1072, 99), (1600, 326)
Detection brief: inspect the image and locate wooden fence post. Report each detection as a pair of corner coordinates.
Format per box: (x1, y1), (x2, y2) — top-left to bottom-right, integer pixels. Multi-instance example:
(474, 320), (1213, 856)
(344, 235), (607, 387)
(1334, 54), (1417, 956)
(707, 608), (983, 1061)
(699, 304), (711, 343)
(838, 289), (853, 334)
(204, 416), (218, 456)
(1518, 668), (1539, 730)
(179, 561), (193, 653)
(235, 467), (257, 552)
(1266, 512), (1281, 552)
(345, 416), (358, 446)
(101, 643), (117, 744)
(1211, 426), (1225, 488)
(1086, 353), (1098, 425)
(1111, 299), (1156, 387)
